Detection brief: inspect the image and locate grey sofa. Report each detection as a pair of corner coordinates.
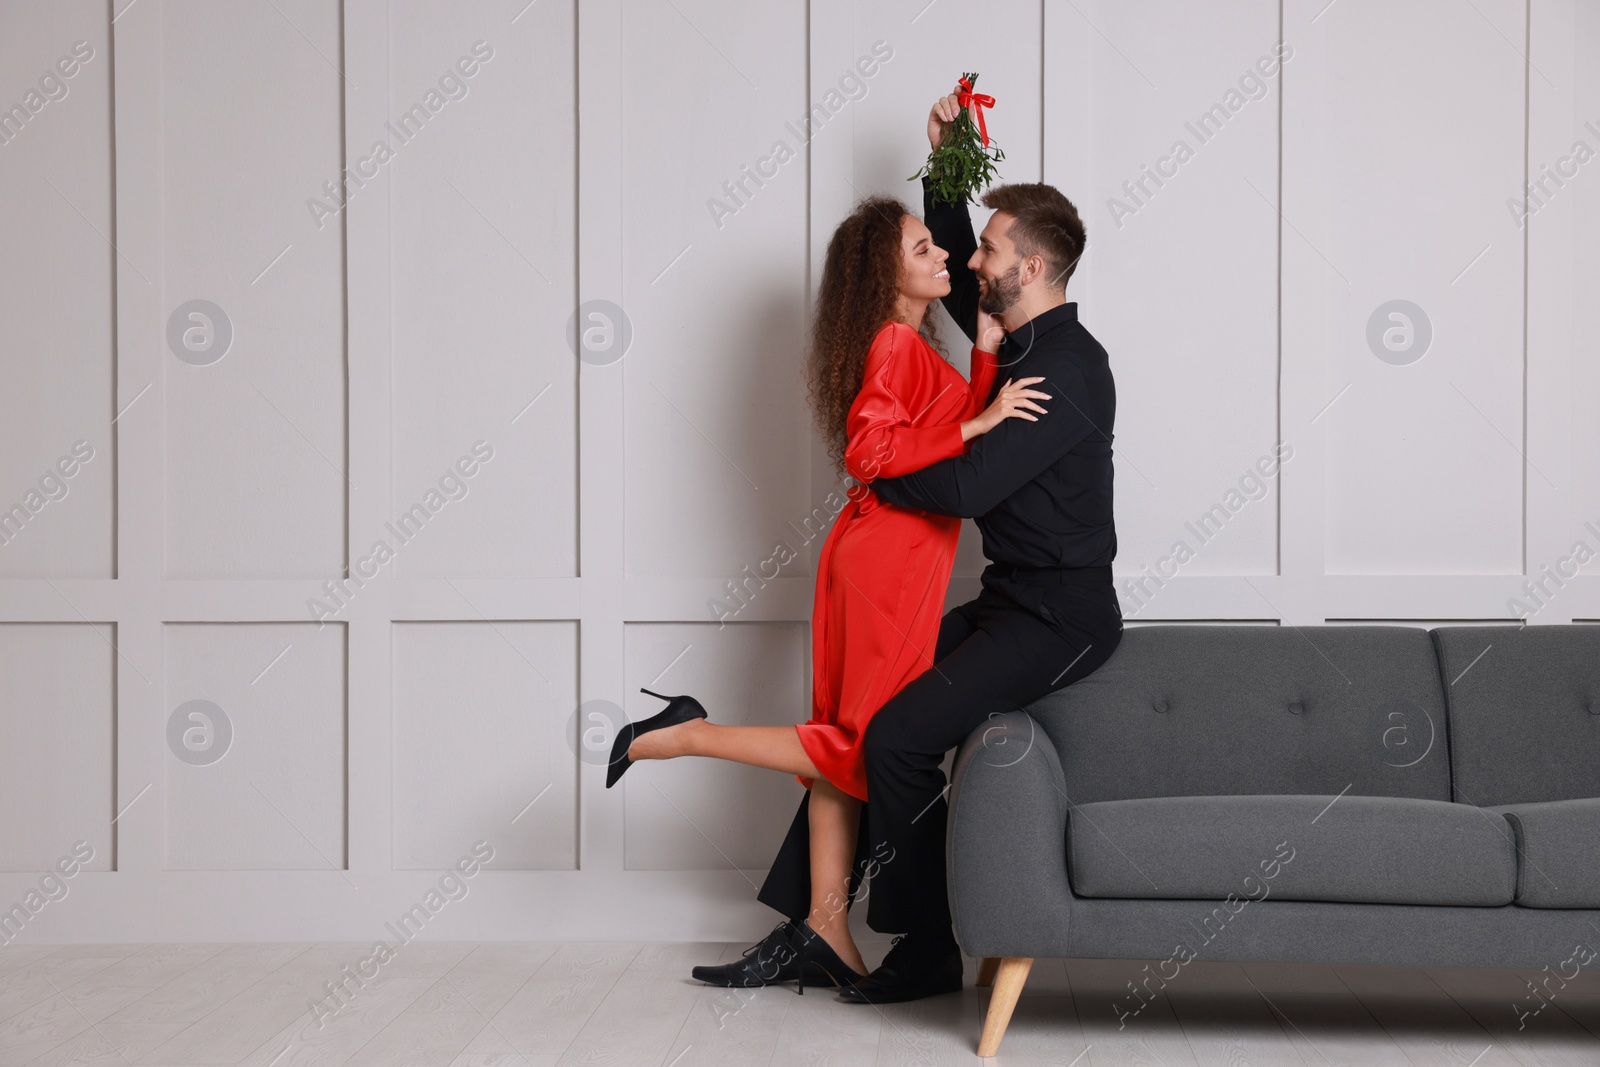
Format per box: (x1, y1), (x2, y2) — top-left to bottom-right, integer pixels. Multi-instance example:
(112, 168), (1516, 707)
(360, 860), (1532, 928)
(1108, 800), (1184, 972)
(947, 624), (1600, 1056)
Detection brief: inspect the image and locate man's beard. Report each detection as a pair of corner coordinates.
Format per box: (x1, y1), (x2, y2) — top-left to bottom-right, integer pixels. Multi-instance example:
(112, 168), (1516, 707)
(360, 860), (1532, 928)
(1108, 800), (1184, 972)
(978, 264), (1022, 314)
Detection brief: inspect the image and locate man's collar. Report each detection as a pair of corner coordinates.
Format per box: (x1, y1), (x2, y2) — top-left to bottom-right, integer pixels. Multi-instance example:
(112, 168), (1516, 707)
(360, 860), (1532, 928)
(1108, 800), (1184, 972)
(1000, 301), (1077, 356)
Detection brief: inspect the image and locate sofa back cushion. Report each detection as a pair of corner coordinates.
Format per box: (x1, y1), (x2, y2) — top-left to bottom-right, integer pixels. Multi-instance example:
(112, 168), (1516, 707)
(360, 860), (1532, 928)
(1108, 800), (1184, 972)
(1432, 625), (1600, 806)
(1026, 625), (1451, 804)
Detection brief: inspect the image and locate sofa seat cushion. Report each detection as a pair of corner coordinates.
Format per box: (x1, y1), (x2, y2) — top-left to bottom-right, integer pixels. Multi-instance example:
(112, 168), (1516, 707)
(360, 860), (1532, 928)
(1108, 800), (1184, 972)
(1068, 794), (1517, 906)
(1489, 798), (1600, 908)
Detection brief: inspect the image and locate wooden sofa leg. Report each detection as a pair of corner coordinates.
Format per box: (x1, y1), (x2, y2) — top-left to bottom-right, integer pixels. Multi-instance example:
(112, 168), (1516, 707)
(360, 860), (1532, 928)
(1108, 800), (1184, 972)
(976, 957), (999, 987)
(977, 957), (1033, 1057)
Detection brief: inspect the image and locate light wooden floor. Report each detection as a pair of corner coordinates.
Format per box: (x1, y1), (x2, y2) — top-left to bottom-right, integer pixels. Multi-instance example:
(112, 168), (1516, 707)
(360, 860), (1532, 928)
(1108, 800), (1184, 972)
(1, 940), (1597, 1065)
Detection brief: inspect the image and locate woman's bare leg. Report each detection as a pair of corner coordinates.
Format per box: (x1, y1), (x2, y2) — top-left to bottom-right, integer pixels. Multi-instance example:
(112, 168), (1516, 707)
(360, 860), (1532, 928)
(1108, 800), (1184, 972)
(626, 720), (867, 974)
(627, 719), (823, 778)
(802, 778), (869, 976)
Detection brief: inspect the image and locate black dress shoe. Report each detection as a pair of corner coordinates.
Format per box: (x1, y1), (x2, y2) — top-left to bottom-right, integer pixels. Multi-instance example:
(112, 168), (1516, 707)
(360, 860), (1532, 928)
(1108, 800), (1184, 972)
(837, 930), (962, 1004)
(691, 919), (867, 995)
(605, 688), (708, 788)
(690, 921), (819, 990)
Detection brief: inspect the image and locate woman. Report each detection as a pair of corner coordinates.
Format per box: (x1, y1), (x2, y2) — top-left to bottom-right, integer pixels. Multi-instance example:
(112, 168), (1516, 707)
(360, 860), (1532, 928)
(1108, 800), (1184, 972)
(605, 195), (1048, 989)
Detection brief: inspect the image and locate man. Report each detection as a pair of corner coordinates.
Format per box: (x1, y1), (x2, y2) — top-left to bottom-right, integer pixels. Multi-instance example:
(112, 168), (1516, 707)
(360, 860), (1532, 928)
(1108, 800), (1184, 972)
(701, 88), (1123, 1003)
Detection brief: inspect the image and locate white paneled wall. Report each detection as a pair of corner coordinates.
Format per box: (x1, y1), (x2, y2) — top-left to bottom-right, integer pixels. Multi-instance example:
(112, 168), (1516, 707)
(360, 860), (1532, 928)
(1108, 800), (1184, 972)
(1316, 0), (1527, 576)
(0, 624), (113, 873)
(1574, 0), (1600, 542)
(0, 15), (114, 580)
(392, 621), (576, 870)
(163, 622), (347, 871)
(161, 0), (348, 579)
(621, 0), (812, 580)
(1059, 0), (1283, 588)
(388, 1), (577, 580)
(0, 0), (1594, 942)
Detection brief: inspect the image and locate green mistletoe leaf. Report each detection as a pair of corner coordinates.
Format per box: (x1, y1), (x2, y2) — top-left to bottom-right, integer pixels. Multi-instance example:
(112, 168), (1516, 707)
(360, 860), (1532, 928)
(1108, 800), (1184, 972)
(909, 72), (1005, 206)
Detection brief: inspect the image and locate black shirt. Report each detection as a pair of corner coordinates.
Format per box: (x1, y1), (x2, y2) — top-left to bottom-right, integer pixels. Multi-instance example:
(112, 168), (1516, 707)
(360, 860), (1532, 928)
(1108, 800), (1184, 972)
(868, 181), (1118, 570)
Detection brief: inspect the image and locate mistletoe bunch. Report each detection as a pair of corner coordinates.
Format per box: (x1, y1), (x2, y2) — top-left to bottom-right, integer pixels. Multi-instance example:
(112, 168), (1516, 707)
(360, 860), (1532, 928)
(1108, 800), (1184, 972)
(910, 72), (1004, 207)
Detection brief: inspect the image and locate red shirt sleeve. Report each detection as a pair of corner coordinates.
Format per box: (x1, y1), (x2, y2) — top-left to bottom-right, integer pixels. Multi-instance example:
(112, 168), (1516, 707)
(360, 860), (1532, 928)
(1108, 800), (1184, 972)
(843, 324), (966, 482)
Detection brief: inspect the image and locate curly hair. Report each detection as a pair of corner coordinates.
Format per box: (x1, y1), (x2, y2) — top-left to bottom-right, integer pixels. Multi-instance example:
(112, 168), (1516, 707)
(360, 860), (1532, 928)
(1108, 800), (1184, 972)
(806, 196), (942, 472)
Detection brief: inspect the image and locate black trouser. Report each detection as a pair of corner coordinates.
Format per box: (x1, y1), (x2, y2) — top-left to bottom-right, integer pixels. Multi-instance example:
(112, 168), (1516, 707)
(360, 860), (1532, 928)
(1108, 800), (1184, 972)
(756, 564), (1123, 938)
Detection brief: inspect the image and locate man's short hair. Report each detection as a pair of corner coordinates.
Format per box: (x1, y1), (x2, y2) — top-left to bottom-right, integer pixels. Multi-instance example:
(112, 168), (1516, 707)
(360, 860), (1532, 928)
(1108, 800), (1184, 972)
(981, 183), (1086, 290)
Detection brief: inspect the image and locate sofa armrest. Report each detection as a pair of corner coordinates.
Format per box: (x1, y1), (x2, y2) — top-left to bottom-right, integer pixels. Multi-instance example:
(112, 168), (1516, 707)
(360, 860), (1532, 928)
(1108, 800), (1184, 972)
(946, 709), (1077, 958)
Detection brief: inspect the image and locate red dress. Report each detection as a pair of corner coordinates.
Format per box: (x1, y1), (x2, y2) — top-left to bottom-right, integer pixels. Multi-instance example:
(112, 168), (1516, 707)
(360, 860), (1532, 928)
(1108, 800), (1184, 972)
(794, 321), (998, 801)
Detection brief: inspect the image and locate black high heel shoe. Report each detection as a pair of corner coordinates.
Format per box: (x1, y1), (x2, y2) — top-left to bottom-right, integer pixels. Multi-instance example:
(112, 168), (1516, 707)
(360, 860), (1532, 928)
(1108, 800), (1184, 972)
(788, 918), (869, 995)
(605, 688), (709, 788)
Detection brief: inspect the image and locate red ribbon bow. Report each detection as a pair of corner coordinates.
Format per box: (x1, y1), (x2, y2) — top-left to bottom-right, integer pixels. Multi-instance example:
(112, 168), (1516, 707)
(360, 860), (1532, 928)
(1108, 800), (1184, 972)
(956, 76), (996, 147)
